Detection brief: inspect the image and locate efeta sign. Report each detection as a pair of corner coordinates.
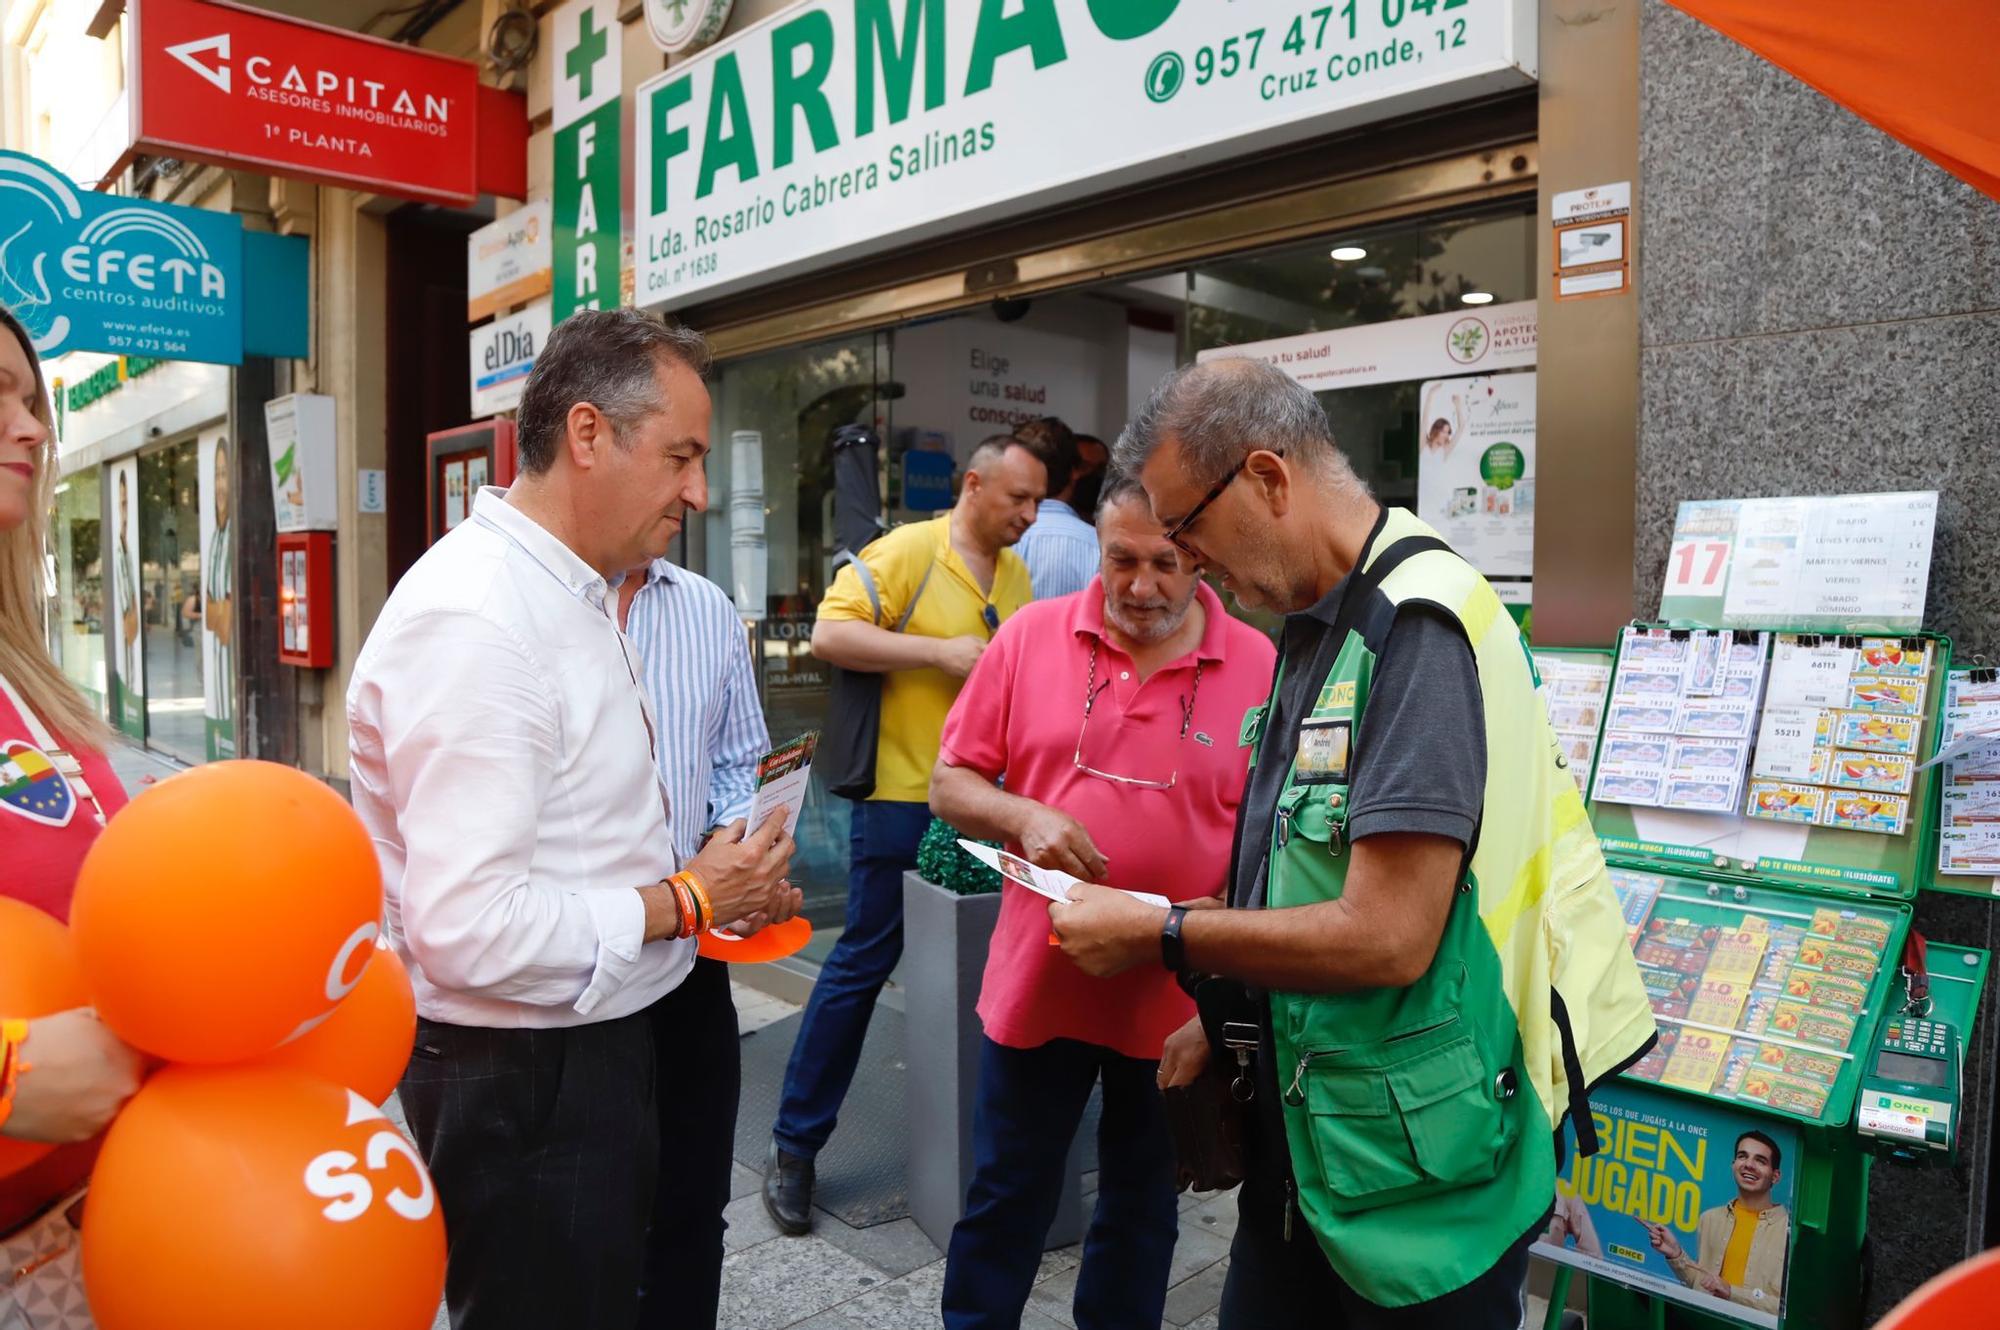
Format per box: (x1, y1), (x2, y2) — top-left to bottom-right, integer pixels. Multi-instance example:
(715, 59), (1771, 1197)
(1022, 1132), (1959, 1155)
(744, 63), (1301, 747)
(635, 0), (1534, 307)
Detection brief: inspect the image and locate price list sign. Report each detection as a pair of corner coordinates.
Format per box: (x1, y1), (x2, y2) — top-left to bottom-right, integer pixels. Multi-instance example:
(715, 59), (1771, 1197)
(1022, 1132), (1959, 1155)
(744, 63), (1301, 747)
(1659, 493), (1936, 633)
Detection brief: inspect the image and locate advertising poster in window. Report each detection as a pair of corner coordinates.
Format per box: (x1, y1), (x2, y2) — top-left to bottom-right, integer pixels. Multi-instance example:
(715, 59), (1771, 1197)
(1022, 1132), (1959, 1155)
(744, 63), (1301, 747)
(197, 430), (236, 760)
(1536, 1082), (1799, 1328)
(1416, 372), (1535, 605)
(106, 456), (145, 740)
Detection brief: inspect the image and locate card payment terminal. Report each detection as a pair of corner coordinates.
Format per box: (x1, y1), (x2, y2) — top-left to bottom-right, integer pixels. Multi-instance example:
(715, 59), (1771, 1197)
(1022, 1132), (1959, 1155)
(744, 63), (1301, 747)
(1855, 1011), (1960, 1165)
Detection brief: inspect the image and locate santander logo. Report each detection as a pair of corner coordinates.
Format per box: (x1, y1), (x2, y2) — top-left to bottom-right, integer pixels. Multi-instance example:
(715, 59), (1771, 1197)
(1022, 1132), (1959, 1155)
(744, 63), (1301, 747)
(162, 30), (454, 134)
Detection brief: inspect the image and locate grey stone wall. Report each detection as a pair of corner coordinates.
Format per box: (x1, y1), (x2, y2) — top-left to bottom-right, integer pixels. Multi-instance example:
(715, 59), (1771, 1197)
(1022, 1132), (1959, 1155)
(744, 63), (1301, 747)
(1639, 2), (2000, 1316)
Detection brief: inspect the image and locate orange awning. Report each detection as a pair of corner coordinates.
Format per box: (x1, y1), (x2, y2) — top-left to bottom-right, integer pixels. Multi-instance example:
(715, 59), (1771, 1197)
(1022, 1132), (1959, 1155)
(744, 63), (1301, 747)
(1667, 0), (2000, 202)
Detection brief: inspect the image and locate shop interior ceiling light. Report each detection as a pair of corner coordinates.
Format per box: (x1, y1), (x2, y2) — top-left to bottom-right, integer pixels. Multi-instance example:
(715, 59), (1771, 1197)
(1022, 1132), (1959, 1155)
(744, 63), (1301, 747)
(1461, 291), (1496, 305)
(1329, 245), (1368, 261)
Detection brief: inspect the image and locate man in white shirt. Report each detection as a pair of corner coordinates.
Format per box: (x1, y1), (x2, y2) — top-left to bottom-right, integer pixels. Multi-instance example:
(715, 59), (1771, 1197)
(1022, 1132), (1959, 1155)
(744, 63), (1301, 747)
(347, 308), (798, 1330)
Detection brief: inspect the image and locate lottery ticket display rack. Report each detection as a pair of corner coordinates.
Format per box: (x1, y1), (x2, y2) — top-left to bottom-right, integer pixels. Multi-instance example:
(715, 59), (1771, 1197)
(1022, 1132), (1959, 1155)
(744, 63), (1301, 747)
(1527, 627), (1991, 1330)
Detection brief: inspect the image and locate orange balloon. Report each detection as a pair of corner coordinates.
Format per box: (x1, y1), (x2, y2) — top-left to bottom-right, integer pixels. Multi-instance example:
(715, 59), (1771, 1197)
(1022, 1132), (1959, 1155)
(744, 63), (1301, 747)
(0, 898), (89, 1177)
(70, 761), (383, 1064)
(251, 943), (416, 1104)
(83, 1066), (445, 1330)
(696, 915), (814, 965)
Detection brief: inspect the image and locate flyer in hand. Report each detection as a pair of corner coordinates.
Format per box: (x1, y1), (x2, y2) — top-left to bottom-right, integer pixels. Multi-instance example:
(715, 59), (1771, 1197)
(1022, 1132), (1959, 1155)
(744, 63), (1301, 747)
(745, 732), (817, 840)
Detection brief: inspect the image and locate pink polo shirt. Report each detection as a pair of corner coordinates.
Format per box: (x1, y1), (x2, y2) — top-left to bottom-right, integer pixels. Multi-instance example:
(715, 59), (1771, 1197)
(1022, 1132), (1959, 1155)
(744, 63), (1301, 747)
(938, 579), (1276, 1061)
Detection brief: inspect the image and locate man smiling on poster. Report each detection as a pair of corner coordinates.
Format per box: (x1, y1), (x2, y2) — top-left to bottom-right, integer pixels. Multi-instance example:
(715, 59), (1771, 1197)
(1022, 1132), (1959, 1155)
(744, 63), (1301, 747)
(1645, 1130), (1790, 1312)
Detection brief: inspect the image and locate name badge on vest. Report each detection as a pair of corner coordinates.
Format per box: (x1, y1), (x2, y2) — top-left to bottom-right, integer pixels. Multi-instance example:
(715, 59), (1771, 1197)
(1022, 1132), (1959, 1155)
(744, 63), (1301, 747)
(1293, 717), (1351, 785)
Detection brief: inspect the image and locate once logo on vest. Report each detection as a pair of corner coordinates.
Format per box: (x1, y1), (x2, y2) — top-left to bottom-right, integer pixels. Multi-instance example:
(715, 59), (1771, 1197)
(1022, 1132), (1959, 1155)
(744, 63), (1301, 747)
(0, 740), (75, 828)
(1321, 680), (1357, 709)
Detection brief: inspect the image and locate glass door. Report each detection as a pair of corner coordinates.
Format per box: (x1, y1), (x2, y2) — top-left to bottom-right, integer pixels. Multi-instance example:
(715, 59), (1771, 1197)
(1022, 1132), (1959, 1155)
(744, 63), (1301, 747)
(138, 439), (204, 763)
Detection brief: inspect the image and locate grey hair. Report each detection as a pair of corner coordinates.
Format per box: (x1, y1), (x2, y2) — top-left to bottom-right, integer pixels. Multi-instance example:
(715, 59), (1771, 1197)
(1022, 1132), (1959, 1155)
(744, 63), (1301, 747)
(514, 308), (712, 474)
(1094, 466), (1149, 514)
(1113, 357), (1362, 492)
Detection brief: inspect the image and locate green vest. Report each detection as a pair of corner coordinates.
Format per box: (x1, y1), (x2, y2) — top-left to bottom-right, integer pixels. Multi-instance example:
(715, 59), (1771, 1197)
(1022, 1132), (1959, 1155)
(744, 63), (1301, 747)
(1251, 508), (1656, 1307)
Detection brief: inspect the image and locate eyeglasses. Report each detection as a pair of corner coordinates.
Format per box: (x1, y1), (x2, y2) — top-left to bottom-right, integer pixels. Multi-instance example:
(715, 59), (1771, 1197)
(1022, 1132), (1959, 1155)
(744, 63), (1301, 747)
(1072, 640), (1204, 790)
(1162, 449), (1281, 559)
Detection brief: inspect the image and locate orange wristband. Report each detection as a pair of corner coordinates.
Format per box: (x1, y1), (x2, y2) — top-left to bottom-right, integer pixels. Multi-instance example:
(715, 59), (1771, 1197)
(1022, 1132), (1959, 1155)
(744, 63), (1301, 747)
(0, 1018), (29, 1131)
(675, 869), (714, 935)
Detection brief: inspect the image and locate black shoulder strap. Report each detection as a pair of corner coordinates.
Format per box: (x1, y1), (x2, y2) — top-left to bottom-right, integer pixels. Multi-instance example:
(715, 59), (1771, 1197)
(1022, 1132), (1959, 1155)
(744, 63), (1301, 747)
(1320, 535), (1453, 663)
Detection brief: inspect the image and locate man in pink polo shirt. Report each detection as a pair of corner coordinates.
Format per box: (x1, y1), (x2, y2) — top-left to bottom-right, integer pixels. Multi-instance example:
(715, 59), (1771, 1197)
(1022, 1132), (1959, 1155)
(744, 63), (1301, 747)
(931, 470), (1276, 1330)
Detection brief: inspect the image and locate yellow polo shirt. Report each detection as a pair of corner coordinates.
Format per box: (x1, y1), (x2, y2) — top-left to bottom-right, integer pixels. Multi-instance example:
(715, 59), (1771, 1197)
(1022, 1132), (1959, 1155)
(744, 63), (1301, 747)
(818, 515), (1031, 803)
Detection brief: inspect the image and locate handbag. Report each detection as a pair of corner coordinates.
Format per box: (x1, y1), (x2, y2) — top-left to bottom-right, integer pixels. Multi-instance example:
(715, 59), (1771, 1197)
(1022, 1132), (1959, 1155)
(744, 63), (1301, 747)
(821, 550), (936, 801)
(1162, 976), (1260, 1194)
(0, 1187), (92, 1330)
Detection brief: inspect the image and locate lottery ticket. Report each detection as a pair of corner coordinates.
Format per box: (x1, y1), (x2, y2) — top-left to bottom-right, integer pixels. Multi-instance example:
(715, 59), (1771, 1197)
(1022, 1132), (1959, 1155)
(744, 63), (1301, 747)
(1740, 1068), (1832, 1118)
(1745, 780), (1824, 825)
(1831, 913), (1891, 952)
(1606, 703), (1678, 733)
(1672, 739), (1747, 772)
(1613, 668), (1687, 702)
(1857, 637), (1931, 678)
(1548, 699), (1603, 731)
(1781, 966), (1868, 1012)
(1767, 638), (1859, 708)
(1765, 999), (1857, 1051)
(1680, 701), (1756, 739)
(1703, 920), (1770, 987)
(1832, 711), (1921, 755)
(1795, 937), (1880, 981)
(1827, 750), (1914, 794)
(1627, 1027), (1678, 1083)
(1620, 631), (1688, 665)
(1603, 736), (1673, 768)
(1660, 1028), (1729, 1093)
(1688, 979), (1754, 1028)
(1595, 772), (1665, 805)
(1665, 776), (1739, 812)
(1846, 675), (1925, 715)
(1611, 870), (1664, 942)
(1820, 790), (1909, 836)
(1687, 632), (1725, 696)
(1752, 706), (1833, 782)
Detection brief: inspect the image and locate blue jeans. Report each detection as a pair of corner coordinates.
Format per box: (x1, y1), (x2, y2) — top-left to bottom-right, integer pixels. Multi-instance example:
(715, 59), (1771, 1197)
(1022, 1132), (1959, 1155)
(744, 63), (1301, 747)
(942, 1037), (1181, 1330)
(772, 798), (931, 1159)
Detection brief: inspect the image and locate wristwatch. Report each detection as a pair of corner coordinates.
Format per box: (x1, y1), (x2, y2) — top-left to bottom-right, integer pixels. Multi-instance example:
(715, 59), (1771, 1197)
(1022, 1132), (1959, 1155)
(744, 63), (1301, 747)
(1160, 905), (1190, 973)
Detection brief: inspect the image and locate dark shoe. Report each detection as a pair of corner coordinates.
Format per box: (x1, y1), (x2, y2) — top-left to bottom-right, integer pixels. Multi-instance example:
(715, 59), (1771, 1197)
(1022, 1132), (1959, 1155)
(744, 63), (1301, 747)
(762, 1142), (815, 1236)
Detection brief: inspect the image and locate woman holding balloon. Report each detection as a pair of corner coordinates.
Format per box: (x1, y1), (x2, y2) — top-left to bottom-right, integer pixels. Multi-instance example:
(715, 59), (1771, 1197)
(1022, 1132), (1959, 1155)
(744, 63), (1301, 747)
(0, 305), (148, 1320)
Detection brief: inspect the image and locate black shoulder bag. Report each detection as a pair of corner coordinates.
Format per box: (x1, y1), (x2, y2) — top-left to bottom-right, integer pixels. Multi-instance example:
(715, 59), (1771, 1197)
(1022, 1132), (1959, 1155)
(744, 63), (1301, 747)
(820, 552), (937, 801)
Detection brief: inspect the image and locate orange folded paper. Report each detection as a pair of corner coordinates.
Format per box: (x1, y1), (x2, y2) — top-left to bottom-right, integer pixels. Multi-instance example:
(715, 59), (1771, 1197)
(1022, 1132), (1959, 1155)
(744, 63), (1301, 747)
(696, 916), (814, 965)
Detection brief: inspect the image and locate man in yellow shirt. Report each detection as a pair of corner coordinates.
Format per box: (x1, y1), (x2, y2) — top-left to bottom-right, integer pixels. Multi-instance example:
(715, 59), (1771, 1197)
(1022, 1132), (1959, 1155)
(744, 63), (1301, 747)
(763, 434), (1044, 1234)
(1646, 1130), (1791, 1314)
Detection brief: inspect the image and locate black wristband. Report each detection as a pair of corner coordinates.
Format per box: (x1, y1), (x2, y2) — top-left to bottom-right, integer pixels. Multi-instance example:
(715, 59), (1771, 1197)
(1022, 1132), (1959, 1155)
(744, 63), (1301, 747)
(1160, 905), (1190, 973)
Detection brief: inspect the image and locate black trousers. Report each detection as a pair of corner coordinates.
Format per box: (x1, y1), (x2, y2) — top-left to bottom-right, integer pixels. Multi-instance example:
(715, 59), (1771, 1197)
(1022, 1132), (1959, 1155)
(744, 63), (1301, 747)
(640, 959), (740, 1330)
(1218, 1179), (1539, 1330)
(399, 959), (740, 1330)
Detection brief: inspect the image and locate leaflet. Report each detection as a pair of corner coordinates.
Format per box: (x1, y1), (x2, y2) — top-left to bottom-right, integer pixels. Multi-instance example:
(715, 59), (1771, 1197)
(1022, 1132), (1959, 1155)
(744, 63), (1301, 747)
(955, 839), (1170, 909)
(744, 732), (818, 840)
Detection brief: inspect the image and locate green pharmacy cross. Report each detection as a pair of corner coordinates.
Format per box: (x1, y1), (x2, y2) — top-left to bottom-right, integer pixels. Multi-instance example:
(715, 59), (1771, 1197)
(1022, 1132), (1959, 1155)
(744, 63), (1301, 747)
(567, 8), (609, 101)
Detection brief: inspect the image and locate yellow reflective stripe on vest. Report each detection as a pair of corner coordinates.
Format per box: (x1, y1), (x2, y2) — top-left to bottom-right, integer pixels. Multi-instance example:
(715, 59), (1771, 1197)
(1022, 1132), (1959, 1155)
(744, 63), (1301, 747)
(1370, 509), (1655, 1115)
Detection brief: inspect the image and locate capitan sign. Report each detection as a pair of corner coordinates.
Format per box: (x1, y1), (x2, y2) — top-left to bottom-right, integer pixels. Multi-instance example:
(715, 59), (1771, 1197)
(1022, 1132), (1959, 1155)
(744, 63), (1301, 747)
(0, 150), (308, 366)
(125, 0), (523, 207)
(635, 0), (1534, 308)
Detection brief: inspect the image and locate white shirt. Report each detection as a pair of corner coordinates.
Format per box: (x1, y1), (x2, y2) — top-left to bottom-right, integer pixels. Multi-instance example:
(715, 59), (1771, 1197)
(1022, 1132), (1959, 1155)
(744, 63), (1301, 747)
(346, 487), (691, 1028)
